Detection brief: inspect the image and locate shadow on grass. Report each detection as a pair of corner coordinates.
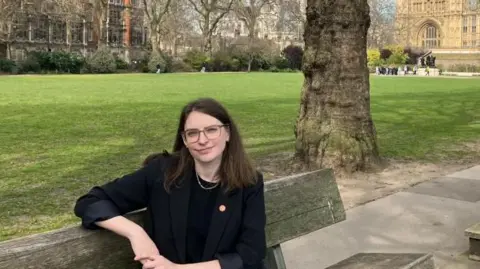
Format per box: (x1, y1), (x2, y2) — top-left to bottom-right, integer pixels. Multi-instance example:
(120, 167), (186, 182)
(372, 87), (479, 160)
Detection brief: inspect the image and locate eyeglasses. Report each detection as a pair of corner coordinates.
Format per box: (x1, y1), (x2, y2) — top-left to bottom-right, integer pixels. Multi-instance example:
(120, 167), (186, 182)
(181, 124), (228, 144)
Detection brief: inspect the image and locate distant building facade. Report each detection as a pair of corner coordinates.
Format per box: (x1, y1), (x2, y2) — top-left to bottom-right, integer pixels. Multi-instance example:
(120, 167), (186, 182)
(1, 0), (307, 62)
(1, 0), (148, 62)
(395, 0), (480, 50)
(216, 0), (306, 50)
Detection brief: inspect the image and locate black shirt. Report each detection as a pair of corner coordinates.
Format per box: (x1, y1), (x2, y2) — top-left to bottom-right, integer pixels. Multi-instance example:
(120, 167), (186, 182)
(185, 173), (220, 263)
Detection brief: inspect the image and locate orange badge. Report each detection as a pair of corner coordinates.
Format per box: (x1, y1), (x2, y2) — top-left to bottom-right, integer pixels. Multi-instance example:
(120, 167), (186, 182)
(219, 205), (226, 212)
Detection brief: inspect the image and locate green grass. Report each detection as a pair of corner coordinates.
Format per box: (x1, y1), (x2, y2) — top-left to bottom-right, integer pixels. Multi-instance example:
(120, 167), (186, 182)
(1, 73), (479, 241)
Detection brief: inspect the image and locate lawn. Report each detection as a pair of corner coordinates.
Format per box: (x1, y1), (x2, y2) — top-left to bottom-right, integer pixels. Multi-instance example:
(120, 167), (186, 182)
(1, 73), (479, 242)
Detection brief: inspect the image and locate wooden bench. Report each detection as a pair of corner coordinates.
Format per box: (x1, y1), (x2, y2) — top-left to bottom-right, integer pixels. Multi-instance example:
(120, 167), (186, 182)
(325, 253), (435, 269)
(465, 223), (480, 261)
(0, 168), (346, 269)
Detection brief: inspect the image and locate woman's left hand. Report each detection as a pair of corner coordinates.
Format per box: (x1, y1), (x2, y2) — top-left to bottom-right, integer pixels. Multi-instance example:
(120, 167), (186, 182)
(134, 254), (178, 269)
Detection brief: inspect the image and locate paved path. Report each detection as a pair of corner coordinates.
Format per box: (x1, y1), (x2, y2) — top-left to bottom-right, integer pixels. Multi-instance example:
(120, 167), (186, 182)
(281, 165), (480, 269)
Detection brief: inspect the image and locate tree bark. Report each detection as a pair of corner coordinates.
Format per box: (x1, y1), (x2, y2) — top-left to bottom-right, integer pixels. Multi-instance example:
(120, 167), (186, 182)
(150, 24), (162, 54)
(66, 20), (72, 52)
(247, 23), (255, 73)
(6, 43), (11, 60)
(247, 32), (254, 72)
(294, 0), (382, 172)
(203, 33), (213, 55)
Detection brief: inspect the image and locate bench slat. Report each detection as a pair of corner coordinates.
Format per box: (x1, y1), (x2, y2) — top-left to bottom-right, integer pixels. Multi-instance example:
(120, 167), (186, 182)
(265, 169), (345, 246)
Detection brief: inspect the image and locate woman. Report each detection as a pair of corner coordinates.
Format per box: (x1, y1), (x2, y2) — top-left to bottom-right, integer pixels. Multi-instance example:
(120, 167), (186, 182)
(74, 98), (266, 269)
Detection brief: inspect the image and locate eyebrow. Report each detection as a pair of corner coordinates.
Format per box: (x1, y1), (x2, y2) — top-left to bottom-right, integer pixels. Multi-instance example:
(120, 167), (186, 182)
(184, 125), (220, 131)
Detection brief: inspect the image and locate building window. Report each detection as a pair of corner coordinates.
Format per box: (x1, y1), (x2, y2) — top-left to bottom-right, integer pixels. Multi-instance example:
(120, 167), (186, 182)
(13, 15), (29, 41)
(413, 1), (423, 12)
(426, 0), (433, 12)
(131, 27), (143, 45)
(420, 24), (440, 48)
(472, 15), (477, 33)
(51, 20), (66, 43)
(109, 0), (122, 5)
(108, 27), (123, 45)
(435, 0), (446, 11)
(14, 49), (26, 61)
(109, 6), (123, 25)
(71, 22), (84, 44)
(86, 22), (94, 42)
(33, 16), (49, 42)
(463, 17), (468, 33)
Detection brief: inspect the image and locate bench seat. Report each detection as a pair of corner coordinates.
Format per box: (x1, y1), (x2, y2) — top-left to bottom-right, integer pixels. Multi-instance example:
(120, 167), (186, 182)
(465, 223), (480, 261)
(325, 253), (435, 269)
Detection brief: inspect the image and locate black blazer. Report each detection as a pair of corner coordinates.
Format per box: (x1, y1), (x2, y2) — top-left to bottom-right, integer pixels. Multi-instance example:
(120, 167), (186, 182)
(73, 155), (267, 269)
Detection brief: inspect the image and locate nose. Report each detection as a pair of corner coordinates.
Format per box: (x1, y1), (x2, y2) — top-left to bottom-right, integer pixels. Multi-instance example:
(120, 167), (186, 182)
(198, 131), (208, 144)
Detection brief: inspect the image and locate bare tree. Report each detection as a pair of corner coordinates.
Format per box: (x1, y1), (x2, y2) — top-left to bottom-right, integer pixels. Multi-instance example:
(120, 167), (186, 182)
(91, 0), (108, 46)
(188, 0), (234, 54)
(233, 0), (273, 71)
(281, 0), (305, 39)
(367, 0), (395, 48)
(160, 0), (194, 56)
(294, 0), (382, 172)
(0, 0), (19, 59)
(142, 0), (172, 53)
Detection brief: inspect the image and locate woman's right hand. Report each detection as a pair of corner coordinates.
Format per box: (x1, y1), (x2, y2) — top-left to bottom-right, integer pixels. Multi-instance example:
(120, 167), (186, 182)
(129, 230), (160, 264)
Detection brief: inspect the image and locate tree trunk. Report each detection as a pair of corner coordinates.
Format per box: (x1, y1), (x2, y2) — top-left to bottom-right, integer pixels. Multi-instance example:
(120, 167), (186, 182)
(66, 20), (72, 52)
(6, 43), (11, 60)
(202, 14), (212, 55)
(173, 36), (178, 57)
(203, 32), (212, 55)
(294, 0), (382, 173)
(247, 22), (255, 73)
(150, 24), (161, 54)
(6, 23), (13, 60)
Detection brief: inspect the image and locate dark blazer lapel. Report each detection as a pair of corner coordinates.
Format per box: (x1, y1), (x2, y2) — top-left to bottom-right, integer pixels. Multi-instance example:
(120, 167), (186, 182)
(169, 170), (192, 264)
(202, 187), (239, 260)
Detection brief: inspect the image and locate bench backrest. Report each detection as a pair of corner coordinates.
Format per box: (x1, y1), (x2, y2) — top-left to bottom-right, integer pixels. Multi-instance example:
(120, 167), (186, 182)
(0, 168), (345, 269)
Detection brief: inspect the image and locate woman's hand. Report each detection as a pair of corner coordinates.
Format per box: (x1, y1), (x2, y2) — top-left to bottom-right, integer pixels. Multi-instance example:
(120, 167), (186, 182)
(128, 230), (160, 264)
(134, 254), (178, 269)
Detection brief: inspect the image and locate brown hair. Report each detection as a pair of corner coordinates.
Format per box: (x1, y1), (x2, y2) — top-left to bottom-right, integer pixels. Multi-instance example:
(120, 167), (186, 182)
(145, 98), (257, 192)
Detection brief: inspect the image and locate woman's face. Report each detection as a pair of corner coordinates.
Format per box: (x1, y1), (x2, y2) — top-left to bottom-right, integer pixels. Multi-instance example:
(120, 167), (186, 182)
(182, 111), (229, 164)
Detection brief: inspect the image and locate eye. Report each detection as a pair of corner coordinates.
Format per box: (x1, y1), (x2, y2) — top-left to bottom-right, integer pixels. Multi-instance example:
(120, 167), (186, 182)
(186, 130), (199, 137)
(205, 126), (219, 134)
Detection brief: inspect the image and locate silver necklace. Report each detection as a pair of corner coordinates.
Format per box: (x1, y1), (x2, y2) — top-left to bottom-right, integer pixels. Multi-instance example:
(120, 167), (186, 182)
(196, 172), (219, 190)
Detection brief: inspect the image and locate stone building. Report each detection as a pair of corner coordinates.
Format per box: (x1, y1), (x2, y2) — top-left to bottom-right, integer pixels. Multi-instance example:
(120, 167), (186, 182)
(216, 0), (306, 50)
(1, 0), (307, 63)
(1, 0), (148, 62)
(395, 0), (480, 66)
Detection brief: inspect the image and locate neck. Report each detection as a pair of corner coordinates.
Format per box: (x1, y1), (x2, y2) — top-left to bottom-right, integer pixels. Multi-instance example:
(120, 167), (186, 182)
(194, 158), (221, 183)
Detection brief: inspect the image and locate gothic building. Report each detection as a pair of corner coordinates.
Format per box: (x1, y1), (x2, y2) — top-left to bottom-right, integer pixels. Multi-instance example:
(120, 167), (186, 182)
(395, 0), (480, 50)
(1, 0), (148, 62)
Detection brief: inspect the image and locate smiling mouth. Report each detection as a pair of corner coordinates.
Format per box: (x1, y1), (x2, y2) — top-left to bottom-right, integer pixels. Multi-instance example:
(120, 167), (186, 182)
(197, 147), (213, 153)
